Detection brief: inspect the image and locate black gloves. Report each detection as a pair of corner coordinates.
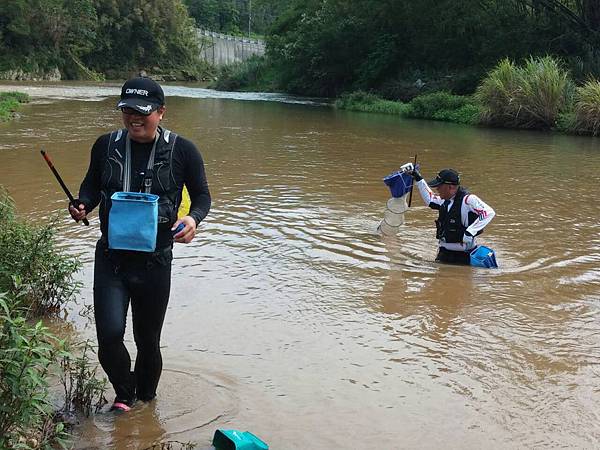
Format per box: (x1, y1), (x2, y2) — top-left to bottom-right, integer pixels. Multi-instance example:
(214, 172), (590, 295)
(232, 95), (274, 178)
(412, 169), (423, 181)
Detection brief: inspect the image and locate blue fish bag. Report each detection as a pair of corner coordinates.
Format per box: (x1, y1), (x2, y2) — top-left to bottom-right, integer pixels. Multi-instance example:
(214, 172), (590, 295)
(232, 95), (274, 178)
(383, 170), (415, 198)
(108, 192), (159, 252)
(470, 245), (498, 269)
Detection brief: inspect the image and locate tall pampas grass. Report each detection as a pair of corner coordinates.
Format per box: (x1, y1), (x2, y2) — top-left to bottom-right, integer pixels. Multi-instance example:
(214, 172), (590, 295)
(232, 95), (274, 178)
(571, 79), (600, 136)
(476, 56), (572, 129)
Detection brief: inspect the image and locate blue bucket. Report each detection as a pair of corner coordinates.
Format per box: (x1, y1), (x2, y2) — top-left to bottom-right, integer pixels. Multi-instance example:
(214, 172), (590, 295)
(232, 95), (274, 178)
(212, 429), (268, 450)
(108, 192), (159, 252)
(470, 245), (498, 269)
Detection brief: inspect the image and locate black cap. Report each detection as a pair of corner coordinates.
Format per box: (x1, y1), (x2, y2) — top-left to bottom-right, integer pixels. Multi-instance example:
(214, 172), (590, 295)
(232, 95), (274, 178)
(116, 77), (164, 115)
(427, 168), (460, 187)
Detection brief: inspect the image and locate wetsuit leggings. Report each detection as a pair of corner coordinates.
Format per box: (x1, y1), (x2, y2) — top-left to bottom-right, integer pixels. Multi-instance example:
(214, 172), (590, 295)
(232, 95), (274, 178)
(93, 241), (172, 403)
(436, 247), (471, 265)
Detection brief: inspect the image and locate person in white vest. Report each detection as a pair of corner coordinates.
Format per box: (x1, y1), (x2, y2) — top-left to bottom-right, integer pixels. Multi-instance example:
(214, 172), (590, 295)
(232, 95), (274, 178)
(408, 166), (495, 265)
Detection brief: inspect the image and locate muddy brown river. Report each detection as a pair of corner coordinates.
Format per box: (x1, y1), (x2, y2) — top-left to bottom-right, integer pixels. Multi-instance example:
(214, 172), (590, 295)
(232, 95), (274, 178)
(1, 81), (599, 449)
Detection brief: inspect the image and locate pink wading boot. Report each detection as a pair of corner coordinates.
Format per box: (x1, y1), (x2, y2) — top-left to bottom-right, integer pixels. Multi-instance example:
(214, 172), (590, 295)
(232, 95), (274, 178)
(109, 399), (134, 413)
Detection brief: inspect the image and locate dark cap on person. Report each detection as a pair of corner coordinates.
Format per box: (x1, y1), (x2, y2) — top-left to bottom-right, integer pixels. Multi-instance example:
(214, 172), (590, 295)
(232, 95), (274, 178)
(427, 168), (460, 187)
(116, 77), (164, 115)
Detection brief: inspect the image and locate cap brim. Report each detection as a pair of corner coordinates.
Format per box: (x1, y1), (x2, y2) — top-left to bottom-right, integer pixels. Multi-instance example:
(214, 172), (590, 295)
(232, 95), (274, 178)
(116, 99), (160, 115)
(427, 177), (443, 187)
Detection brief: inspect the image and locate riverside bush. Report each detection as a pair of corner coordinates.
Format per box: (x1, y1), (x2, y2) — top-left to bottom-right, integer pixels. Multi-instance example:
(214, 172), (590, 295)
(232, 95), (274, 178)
(0, 290), (69, 449)
(476, 56), (572, 129)
(0, 186), (107, 447)
(212, 55), (277, 92)
(0, 187), (81, 315)
(405, 91), (482, 124)
(0, 92), (29, 122)
(335, 91), (410, 115)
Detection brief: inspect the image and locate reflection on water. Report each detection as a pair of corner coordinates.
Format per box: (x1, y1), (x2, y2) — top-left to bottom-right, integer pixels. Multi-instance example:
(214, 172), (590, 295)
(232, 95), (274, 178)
(1, 82), (600, 449)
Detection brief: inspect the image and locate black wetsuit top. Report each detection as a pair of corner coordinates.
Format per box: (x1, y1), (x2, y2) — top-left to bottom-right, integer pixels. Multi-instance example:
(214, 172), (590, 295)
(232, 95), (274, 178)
(78, 132), (211, 233)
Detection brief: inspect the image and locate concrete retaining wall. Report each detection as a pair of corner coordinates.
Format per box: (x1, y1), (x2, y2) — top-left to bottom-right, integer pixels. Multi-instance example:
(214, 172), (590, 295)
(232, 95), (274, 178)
(197, 29), (266, 66)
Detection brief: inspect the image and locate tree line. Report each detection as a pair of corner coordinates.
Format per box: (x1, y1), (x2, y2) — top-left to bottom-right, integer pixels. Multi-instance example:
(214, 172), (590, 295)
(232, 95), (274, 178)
(2, 0), (600, 97)
(0, 0), (248, 79)
(0, 0), (280, 80)
(258, 0), (600, 98)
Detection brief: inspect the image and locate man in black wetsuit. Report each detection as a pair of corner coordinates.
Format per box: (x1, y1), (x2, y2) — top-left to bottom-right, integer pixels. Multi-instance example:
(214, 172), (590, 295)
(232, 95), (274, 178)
(69, 77), (211, 412)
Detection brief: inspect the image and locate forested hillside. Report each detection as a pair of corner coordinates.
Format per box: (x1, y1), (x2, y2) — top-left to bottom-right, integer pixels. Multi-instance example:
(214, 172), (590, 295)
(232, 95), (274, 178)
(0, 0), (205, 80)
(2, 0), (599, 95)
(261, 0), (600, 98)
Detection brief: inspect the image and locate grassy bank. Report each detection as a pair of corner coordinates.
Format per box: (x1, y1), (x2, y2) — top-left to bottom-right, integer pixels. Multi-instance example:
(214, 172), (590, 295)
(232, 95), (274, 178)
(336, 90), (481, 125)
(335, 56), (600, 137)
(0, 187), (107, 449)
(0, 92), (29, 122)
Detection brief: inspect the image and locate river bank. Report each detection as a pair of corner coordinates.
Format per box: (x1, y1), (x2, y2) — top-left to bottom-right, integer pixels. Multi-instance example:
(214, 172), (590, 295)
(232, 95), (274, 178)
(213, 55), (600, 137)
(0, 186), (108, 449)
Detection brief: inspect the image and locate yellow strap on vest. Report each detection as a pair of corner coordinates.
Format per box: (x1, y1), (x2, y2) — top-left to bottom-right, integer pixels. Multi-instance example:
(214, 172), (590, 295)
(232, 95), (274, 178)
(177, 186), (191, 219)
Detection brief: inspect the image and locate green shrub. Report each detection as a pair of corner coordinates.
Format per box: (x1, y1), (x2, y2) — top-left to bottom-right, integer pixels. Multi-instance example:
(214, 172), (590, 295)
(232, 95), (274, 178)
(335, 91), (410, 115)
(212, 55), (277, 92)
(59, 340), (107, 419)
(476, 56), (573, 129)
(0, 290), (70, 450)
(0, 92), (29, 122)
(0, 187), (107, 447)
(568, 79), (600, 136)
(0, 187), (81, 316)
(404, 91), (482, 124)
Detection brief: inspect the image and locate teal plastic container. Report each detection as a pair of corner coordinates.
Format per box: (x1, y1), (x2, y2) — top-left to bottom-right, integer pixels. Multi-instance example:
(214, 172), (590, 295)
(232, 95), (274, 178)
(470, 245), (498, 268)
(108, 192), (159, 252)
(212, 429), (268, 450)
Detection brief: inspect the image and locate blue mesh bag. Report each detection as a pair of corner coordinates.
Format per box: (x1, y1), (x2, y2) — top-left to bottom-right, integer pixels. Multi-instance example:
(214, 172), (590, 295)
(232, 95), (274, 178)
(108, 192), (159, 252)
(383, 170), (415, 198)
(470, 245), (498, 268)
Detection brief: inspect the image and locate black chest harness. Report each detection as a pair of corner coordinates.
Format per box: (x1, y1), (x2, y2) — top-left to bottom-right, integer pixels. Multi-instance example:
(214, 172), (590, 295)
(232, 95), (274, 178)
(99, 127), (180, 250)
(430, 188), (479, 244)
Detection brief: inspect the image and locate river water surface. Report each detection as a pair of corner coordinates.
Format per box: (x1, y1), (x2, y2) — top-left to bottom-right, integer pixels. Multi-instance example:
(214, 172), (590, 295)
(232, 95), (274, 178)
(1, 81), (599, 449)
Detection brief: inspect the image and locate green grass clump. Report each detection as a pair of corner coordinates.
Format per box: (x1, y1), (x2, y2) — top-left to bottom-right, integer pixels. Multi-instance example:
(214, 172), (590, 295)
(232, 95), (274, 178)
(0, 92), (29, 122)
(476, 56), (572, 129)
(404, 91), (482, 124)
(568, 78), (600, 136)
(335, 91), (410, 115)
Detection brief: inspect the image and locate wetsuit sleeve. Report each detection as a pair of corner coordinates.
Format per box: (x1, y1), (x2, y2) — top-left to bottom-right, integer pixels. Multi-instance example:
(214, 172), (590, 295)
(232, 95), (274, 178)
(78, 134), (109, 213)
(175, 137), (211, 225)
(416, 179), (444, 209)
(463, 194), (495, 236)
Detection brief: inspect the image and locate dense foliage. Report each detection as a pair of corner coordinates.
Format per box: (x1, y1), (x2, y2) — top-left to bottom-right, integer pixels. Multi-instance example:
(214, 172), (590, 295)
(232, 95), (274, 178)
(0, 0), (207, 79)
(183, 0), (281, 36)
(0, 188), (80, 316)
(336, 55), (600, 134)
(0, 290), (70, 450)
(0, 187), (107, 449)
(263, 0), (600, 98)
